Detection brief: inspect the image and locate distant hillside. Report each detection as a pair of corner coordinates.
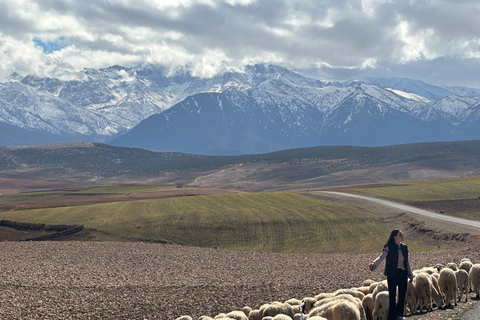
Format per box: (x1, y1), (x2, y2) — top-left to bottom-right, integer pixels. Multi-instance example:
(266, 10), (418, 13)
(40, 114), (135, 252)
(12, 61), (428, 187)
(2, 140), (480, 191)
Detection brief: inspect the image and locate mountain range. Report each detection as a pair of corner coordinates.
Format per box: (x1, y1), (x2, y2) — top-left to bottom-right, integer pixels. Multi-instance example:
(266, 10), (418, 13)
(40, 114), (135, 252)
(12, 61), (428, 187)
(2, 63), (480, 155)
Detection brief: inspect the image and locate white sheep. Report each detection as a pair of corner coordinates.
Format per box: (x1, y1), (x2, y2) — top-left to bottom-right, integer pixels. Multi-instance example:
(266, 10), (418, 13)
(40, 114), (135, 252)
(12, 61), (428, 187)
(243, 306), (253, 317)
(414, 273), (434, 313)
(371, 281), (388, 301)
(262, 302), (295, 318)
(175, 316), (193, 320)
(361, 293), (374, 320)
(292, 313), (307, 320)
(459, 258), (473, 274)
(249, 309), (262, 320)
(305, 317), (327, 320)
(313, 293), (361, 309)
(372, 291), (389, 320)
(354, 286), (371, 295)
(225, 310), (249, 320)
(363, 279), (376, 287)
(431, 284), (444, 310)
(314, 292), (334, 301)
(301, 297), (316, 314)
(271, 314), (292, 320)
(334, 288), (365, 301)
(469, 263), (480, 299)
(368, 281), (378, 293)
(438, 267), (458, 308)
(446, 262), (458, 271)
(404, 281), (416, 315)
(198, 316), (214, 320)
(285, 298), (302, 306)
(456, 269), (469, 302)
(309, 299), (364, 320)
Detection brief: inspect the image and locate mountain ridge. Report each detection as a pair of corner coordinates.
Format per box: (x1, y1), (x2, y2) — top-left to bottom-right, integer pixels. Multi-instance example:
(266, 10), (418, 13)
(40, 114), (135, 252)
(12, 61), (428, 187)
(2, 63), (480, 154)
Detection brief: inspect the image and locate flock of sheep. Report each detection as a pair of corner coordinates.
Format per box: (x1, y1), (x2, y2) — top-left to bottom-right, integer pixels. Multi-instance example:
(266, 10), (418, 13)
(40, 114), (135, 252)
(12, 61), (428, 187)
(175, 258), (480, 320)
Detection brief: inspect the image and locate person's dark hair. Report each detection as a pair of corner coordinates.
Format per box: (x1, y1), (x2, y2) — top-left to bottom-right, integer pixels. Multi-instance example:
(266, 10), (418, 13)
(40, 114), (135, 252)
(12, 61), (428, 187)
(383, 229), (401, 248)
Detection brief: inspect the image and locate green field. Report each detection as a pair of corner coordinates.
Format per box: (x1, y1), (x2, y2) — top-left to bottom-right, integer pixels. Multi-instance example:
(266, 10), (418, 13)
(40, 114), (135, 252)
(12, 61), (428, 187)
(0, 184), (175, 202)
(347, 177), (480, 201)
(0, 191), (400, 254)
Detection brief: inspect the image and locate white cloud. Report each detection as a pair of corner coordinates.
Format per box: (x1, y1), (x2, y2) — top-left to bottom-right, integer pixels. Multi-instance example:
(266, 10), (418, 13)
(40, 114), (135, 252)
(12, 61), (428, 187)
(0, 0), (480, 87)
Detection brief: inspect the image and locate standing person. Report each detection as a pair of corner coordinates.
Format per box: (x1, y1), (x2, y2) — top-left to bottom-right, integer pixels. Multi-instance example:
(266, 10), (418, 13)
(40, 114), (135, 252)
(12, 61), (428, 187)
(369, 230), (414, 320)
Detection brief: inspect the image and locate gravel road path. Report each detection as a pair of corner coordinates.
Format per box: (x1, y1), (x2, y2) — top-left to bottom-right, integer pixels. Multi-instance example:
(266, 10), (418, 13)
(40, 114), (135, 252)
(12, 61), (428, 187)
(317, 191), (480, 229)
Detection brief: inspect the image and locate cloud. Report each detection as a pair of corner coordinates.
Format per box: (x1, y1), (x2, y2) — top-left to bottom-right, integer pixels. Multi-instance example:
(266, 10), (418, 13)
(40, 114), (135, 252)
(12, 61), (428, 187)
(0, 0), (479, 86)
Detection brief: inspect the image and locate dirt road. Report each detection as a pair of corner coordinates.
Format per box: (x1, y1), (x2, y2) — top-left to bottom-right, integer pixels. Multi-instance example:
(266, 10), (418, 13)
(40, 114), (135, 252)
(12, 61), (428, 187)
(317, 191), (480, 229)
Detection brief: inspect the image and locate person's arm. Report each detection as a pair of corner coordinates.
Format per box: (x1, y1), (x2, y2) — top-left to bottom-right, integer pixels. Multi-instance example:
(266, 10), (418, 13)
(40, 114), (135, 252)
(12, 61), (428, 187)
(369, 247), (388, 271)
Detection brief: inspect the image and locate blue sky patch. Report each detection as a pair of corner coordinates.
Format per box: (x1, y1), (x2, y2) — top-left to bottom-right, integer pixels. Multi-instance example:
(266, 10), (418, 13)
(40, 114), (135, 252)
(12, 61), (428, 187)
(33, 36), (72, 54)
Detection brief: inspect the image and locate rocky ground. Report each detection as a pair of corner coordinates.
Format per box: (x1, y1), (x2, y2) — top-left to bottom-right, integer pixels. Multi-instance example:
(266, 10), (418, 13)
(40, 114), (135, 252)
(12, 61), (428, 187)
(0, 241), (479, 320)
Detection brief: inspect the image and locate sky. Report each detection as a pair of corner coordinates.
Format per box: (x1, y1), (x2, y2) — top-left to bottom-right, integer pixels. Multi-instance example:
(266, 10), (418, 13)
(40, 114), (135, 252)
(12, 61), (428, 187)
(1, 0), (480, 88)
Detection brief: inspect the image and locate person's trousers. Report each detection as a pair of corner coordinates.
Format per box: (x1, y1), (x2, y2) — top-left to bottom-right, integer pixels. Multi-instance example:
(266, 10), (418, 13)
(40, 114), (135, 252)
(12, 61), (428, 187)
(387, 268), (408, 320)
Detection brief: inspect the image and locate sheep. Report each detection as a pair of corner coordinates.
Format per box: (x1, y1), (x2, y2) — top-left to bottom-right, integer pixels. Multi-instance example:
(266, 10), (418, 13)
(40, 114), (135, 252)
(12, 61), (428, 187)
(249, 309), (262, 320)
(368, 281), (378, 293)
(362, 279), (376, 287)
(313, 293), (361, 309)
(404, 281), (417, 315)
(459, 258), (473, 274)
(361, 293), (374, 320)
(243, 306), (253, 317)
(429, 273), (441, 294)
(199, 317), (214, 320)
(446, 262), (458, 271)
(175, 316), (193, 320)
(438, 267), (458, 308)
(372, 291), (389, 320)
(292, 313), (307, 320)
(314, 292), (334, 301)
(431, 285), (444, 310)
(456, 269), (469, 302)
(225, 310), (249, 320)
(285, 298), (302, 306)
(271, 315), (292, 320)
(301, 297), (316, 314)
(354, 286), (371, 295)
(469, 263), (480, 299)
(371, 281), (388, 301)
(414, 273), (434, 313)
(262, 302), (295, 318)
(333, 288), (365, 301)
(309, 299), (364, 320)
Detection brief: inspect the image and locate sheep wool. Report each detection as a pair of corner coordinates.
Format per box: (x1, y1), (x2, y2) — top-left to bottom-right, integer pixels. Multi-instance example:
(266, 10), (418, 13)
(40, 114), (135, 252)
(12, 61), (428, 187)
(470, 263), (480, 299)
(309, 299), (363, 320)
(455, 269), (469, 302)
(262, 302), (295, 318)
(361, 293), (374, 320)
(459, 259), (473, 274)
(334, 288), (365, 301)
(175, 316), (193, 320)
(414, 273), (434, 313)
(248, 309), (262, 320)
(272, 314), (293, 320)
(372, 291), (389, 320)
(302, 297), (317, 314)
(438, 267), (458, 308)
(404, 281), (416, 315)
(225, 310), (248, 320)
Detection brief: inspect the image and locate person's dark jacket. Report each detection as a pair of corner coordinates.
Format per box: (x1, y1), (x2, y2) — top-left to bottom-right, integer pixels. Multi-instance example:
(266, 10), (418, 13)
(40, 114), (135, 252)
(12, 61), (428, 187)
(384, 242), (410, 277)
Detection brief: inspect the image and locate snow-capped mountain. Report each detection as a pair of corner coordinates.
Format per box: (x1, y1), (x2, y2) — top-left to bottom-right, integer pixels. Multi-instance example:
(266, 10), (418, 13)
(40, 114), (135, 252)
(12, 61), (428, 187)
(2, 63), (480, 155)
